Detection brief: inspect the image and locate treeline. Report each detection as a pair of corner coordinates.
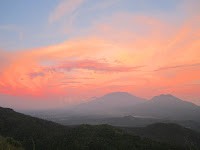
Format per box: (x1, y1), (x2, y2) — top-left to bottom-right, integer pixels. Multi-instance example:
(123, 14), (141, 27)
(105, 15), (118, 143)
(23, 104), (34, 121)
(0, 107), (196, 150)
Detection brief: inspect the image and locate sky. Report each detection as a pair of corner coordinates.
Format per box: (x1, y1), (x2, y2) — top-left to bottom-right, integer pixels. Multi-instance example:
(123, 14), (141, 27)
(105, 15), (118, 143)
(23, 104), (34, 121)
(0, 0), (200, 110)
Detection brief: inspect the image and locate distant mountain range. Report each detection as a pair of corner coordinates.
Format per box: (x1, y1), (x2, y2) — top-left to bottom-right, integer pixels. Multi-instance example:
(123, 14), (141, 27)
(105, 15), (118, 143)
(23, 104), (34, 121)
(46, 92), (200, 121)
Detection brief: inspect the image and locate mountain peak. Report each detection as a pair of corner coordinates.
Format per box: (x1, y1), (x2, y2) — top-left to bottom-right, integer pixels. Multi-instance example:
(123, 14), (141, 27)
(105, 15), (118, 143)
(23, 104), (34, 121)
(151, 94), (181, 102)
(159, 94), (175, 97)
(103, 92), (134, 97)
(70, 92), (146, 116)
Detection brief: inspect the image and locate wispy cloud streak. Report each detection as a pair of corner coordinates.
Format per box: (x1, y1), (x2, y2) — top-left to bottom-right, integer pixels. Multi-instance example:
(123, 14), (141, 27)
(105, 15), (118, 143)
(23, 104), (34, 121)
(48, 0), (88, 23)
(45, 59), (143, 72)
(154, 63), (200, 71)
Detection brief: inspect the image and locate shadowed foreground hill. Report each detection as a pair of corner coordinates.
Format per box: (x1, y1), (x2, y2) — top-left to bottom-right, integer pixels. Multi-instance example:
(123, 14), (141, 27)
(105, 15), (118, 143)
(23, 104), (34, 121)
(66, 124), (183, 150)
(0, 136), (24, 150)
(122, 123), (200, 149)
(0, 106), (184, 150)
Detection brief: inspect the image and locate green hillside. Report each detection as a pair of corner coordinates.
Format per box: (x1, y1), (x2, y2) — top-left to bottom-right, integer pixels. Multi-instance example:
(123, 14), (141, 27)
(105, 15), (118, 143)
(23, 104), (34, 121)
(0, 107), (186, 150)
(121, 123), (200, 149)
(0, 136), (24, 150)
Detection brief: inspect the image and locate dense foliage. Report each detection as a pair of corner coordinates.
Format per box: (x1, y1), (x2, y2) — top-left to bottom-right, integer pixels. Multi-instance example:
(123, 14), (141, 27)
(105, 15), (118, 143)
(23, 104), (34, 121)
(0, 107), (197, 150)
(0, 136), (24, 150)
(67, 124), (183, 150)
(121, 123), (200, 149)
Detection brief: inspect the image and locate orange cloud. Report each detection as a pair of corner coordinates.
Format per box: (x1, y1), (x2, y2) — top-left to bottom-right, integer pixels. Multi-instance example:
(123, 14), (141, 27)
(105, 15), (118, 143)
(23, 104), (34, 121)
(154, 63), (200, 71)
(45, 59), (143, 72)
(0, 0), (200, 109)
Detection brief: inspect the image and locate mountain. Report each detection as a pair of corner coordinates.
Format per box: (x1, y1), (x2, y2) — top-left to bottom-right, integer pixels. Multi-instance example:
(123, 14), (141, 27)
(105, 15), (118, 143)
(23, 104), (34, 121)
(130, 94), (200, 120)
(66, 92), (146, 116)
(121, 123), (200, 149)
(27, 93), (200, 124)
(0, 106), (184, 150)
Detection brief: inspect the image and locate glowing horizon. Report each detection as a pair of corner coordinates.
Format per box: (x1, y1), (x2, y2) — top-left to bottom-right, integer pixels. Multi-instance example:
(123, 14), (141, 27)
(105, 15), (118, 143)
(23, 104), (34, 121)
(0, 0), (200, 110)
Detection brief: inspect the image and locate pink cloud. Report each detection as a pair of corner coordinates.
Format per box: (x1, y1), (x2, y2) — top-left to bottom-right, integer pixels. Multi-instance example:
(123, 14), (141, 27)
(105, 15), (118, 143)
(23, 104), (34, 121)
(154, 63), (200, 71)
(45, 59), (143, 72)
(1, 0), (200, 109)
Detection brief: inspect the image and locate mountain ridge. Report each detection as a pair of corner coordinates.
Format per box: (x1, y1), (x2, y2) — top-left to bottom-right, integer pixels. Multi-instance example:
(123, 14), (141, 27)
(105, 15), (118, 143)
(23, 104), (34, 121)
(24, 92), (200, 122)
(130, 94), (200, 120)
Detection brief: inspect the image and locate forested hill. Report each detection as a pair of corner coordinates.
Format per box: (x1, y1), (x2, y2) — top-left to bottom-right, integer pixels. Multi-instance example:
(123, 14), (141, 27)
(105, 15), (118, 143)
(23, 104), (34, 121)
(121, 123), (200, 149)
(0, 136), (24, 150)
(0, 106), (186, 150)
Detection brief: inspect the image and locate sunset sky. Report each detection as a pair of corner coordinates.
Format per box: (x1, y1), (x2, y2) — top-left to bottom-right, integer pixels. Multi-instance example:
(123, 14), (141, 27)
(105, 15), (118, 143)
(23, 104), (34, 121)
(0, 0), (200, 110)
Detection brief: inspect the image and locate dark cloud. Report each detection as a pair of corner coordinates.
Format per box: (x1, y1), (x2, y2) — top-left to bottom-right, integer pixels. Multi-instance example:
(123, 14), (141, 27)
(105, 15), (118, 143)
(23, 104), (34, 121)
(29, 72), (45, 79)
